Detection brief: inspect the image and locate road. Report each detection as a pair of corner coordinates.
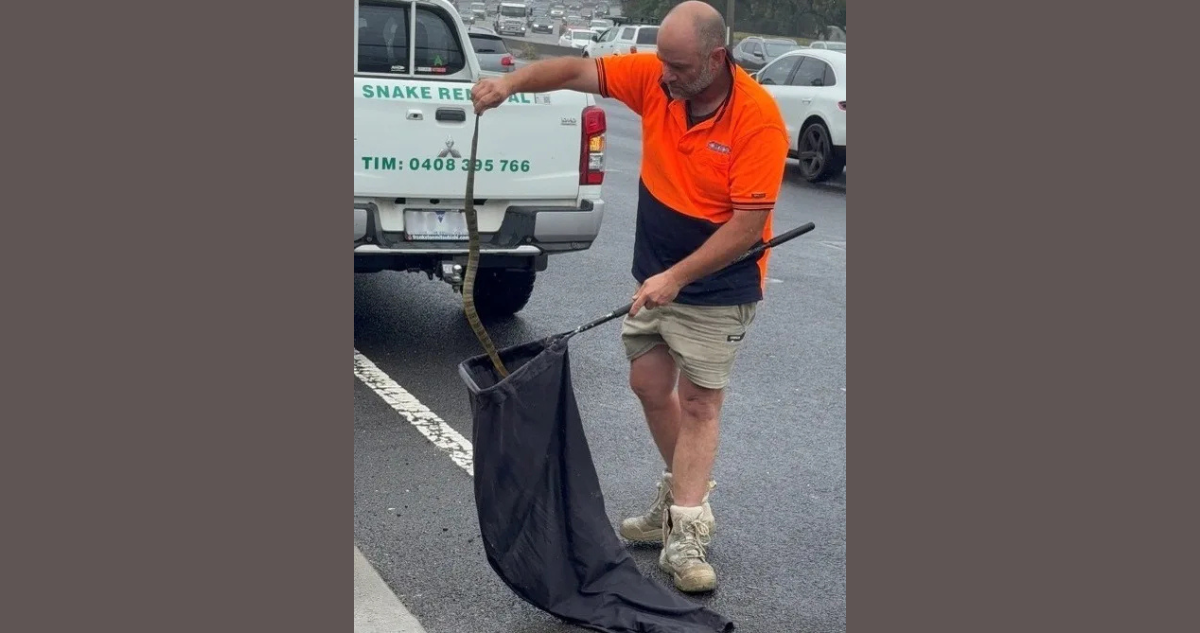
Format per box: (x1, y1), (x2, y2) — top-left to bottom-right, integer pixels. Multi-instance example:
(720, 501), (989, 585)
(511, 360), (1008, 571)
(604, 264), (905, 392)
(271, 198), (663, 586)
(481, 4), (623, 47)
(506, 26), (583, 47)
(354, 97), (847, 632)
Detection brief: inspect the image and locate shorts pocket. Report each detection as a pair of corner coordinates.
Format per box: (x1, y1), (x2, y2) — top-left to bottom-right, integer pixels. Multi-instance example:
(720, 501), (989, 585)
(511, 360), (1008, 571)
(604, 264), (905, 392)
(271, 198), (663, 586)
(737, 302), (758, 327)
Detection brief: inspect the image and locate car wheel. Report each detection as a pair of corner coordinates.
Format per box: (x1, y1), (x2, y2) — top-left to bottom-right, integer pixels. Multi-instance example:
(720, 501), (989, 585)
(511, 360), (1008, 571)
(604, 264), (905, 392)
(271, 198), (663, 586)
(471, 269), (536, 320)
(797, 121), (845, 183)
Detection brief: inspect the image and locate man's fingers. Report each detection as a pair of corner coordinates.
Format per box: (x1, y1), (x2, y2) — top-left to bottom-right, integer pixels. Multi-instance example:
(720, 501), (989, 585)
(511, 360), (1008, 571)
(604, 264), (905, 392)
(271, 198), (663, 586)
(472, 79), (512, 109)
(629, 291), (646, 318)
(475, 93), (505, 114)
(470, 82), (502, 114)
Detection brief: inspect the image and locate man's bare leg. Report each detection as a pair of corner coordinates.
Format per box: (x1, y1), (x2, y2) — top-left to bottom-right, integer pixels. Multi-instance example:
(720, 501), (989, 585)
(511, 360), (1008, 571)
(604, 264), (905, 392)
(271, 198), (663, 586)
(670, 375), (724, 507)
(619, 345), (683, 544)
(629, 345), (681, 469)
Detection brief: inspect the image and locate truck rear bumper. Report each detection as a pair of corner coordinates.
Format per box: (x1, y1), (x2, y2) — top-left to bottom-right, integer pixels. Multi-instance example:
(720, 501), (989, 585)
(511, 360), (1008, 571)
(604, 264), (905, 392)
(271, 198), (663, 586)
(353, 198), (604, 255)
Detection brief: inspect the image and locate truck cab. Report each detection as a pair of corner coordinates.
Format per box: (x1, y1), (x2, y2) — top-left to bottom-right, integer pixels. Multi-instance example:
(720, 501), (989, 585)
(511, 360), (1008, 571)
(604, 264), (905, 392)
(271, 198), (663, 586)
(493, 2), (528, 36)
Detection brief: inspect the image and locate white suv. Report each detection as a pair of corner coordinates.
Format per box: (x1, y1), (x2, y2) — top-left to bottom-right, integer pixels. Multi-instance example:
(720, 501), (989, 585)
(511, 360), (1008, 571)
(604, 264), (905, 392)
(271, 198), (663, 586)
(583, 24), (659, 58)
(754, 49), (847, 183)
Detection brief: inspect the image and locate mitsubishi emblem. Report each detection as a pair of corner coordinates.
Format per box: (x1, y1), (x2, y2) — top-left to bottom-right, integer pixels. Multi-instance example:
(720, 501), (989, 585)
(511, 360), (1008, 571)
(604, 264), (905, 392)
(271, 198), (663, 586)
(437, 137), (462, 158)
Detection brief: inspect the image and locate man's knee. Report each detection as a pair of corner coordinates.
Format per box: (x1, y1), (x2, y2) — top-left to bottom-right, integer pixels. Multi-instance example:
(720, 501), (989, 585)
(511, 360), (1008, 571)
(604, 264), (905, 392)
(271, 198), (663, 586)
(678, 378), (723, 423)
(629, 345), (677, 404)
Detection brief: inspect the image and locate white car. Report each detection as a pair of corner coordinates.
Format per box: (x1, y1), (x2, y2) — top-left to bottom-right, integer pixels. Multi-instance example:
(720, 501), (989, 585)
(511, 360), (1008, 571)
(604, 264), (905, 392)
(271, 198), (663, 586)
(754, 49), (846, 183)
(583, 23), (659, 57)
(559, 28), (598, 49)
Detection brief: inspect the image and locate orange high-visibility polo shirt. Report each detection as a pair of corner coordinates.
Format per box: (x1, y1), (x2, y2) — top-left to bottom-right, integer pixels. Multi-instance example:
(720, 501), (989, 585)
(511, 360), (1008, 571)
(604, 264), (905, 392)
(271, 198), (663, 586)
(594, 52), (790, 305)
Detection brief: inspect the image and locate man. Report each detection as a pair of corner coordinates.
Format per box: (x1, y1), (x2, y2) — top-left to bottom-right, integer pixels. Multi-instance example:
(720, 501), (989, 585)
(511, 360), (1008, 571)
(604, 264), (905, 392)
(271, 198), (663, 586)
(472, 1), (789, 593)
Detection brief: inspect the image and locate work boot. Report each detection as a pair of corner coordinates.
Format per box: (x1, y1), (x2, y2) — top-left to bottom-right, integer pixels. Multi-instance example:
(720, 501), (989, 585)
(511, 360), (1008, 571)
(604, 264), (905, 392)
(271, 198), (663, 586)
(619, 471), (715, 543)
(659, 504), (717, 593)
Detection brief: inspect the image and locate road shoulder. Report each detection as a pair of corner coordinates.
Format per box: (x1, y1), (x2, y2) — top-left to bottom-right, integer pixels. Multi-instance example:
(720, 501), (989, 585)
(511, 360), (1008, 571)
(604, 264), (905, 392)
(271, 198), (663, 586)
(355, 545), (428, 633)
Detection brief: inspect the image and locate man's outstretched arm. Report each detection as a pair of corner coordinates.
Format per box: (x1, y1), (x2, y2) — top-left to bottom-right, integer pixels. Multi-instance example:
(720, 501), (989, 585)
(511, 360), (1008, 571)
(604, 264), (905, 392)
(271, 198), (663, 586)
(471, 57), (601, 113)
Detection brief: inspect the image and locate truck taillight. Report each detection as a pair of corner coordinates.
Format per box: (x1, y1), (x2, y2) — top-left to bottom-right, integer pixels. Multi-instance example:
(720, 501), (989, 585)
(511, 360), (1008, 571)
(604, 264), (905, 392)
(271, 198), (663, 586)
(629, 45), (637, 54)
(838, 100), (846, 111)
(579, 105), (606, 185)
(501, 55), (514, 66)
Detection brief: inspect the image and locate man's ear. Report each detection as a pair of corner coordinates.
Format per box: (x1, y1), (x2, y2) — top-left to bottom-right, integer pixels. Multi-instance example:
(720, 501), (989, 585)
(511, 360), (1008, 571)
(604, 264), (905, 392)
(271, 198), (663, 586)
(715, 45), (731, 65)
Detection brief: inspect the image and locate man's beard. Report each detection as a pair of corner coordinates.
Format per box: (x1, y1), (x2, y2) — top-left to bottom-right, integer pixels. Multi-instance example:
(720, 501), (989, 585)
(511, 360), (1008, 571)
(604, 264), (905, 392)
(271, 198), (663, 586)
(668, 61), (718, 100)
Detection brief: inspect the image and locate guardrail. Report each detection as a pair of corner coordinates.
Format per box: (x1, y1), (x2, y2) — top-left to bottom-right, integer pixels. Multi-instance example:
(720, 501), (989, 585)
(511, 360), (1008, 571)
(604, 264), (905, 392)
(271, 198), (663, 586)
(500, 36), (585, 60)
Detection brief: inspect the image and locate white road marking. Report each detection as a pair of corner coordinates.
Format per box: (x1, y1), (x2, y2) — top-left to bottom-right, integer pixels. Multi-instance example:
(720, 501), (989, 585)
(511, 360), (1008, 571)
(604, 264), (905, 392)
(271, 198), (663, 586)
(354, 349), (474, 476)
(820, 240), (846, 251)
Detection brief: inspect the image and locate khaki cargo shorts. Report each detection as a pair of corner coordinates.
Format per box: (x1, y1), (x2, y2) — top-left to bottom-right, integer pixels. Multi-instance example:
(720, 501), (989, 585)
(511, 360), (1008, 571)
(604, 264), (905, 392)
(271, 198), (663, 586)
(620, 301), (758, 390)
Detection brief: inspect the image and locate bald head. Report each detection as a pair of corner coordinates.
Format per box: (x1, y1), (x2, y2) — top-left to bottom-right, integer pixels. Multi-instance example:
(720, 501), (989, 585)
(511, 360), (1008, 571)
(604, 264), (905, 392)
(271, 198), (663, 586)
(660, 1), (726, 55)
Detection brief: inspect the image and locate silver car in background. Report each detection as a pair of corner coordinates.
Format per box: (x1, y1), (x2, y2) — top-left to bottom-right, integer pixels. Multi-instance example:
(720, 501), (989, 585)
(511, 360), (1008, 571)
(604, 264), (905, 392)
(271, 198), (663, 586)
(467, 26), (516, 73)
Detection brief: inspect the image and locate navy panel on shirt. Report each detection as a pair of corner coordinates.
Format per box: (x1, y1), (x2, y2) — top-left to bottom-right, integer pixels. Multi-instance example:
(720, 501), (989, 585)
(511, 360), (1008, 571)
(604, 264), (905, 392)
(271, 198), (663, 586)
(633, 179), (764, 306)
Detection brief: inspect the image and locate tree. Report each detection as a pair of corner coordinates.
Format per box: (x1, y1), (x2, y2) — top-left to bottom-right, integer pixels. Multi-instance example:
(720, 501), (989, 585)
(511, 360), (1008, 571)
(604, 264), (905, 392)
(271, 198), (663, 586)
(620, 0), (846, 39)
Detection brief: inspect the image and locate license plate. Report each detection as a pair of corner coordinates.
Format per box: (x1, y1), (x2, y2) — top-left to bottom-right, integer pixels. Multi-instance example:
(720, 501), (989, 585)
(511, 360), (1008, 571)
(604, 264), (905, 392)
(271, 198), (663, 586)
(404, 210), (469, 240)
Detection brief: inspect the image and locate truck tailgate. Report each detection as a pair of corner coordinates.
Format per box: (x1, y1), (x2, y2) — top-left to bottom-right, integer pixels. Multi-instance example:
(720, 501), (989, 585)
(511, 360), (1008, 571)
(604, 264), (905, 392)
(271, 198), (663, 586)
(355, 77), (588, 201)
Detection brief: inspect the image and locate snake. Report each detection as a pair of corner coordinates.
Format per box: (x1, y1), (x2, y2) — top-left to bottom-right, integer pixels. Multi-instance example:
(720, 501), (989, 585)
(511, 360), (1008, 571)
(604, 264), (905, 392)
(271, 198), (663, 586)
(462, 115), (510, 378)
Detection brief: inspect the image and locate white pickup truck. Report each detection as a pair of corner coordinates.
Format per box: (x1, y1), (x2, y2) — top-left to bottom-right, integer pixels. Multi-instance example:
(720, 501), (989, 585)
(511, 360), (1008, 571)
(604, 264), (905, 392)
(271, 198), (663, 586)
(354, 0), (607, 319)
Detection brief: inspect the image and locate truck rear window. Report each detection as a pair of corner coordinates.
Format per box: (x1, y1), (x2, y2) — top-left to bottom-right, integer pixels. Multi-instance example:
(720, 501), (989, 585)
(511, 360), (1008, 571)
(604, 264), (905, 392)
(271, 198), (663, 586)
(636, 27), (659, 45)
(357, 1), (466, 76)
(413, 7), (466, 74)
